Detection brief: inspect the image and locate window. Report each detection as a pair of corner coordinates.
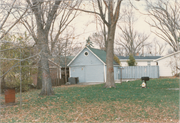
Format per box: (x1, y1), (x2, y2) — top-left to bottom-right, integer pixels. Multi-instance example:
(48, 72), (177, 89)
(84, 51), (89, 56)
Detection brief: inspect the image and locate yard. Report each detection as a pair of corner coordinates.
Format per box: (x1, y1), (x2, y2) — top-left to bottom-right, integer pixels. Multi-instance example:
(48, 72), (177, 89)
(0, 78), (179, 122)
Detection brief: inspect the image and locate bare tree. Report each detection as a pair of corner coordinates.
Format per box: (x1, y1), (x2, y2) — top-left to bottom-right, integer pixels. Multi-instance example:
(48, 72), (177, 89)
(89, 32), (106, 50)
(146, 0), (180, 52)
(114, 46), (126, 56)
(52, 27), (80, 56)
(91, 14), (108, 50)
(0, 0), (28, 39)
(146, 39), (167, 56)
(54, 29), (79, 84)
(116, 6), (149, 56)
(168, 53), (180, 76)
(24, 0), (82, 95)
(75, 0), (126, 88)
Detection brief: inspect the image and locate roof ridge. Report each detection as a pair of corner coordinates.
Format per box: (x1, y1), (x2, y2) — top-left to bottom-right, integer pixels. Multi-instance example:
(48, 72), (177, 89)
(88, 47), (119, 65)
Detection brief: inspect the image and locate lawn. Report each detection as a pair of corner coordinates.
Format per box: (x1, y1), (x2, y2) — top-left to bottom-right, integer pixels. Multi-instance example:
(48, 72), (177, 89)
(0, 78), (179, 122)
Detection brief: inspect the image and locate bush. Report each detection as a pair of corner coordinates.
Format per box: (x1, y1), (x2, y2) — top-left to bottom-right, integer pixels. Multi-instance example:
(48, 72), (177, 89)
(127, 54), (137, 66)
(4, 67), (33, 92)
(114, 55), (121, 66)
(1, 33), (35, 92)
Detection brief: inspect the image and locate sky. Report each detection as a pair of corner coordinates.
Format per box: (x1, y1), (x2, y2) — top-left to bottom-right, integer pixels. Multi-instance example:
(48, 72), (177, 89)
(68, 0), (170, 55)
(2, 0), (172, 55)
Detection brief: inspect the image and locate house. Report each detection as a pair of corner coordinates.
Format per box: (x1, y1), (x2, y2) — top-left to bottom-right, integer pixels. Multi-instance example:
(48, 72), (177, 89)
(49, 56), (74, 82)
(67, 46), (120, 83)
(32, 59), (63, 86)
(118, 56), (161, 66)
(154, 51), (180, 77)
(59, 56), (74, 81)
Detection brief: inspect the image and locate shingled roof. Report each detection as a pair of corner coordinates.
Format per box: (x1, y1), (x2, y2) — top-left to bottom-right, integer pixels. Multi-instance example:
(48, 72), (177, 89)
(87, 47), (119, 65)
(49, 56), (74, 67)
(68, 46), (119, 66)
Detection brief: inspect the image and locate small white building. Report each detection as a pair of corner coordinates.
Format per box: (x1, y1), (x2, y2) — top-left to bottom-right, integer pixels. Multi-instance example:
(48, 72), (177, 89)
(154, 51), (180, 77)
(118, 56), (161, 66)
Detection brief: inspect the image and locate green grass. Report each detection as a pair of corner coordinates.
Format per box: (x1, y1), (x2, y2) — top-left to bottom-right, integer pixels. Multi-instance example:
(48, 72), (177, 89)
(0, 78), (179, 122)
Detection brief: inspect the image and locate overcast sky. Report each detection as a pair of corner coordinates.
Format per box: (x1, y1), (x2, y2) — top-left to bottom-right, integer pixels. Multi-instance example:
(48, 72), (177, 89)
(7, 0), (171, 55)
(68, 0), (170, 55)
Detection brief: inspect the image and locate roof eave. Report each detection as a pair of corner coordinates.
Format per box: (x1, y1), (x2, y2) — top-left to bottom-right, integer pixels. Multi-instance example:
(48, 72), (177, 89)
(86, 46), (106, 65)
(67, 47), (85, 66)
(154, 51), (180, 62)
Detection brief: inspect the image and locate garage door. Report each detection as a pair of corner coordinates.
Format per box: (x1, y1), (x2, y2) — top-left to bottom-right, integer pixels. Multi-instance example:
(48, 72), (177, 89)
(85, 66), (104, 82)
(71, 67), (85, 82)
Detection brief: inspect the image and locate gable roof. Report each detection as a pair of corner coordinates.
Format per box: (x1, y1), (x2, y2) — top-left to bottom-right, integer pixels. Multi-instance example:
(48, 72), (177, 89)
(68, 46), (119, 66)
(118, 56), (161, 60)
(49, 56), (74, 67)
(59, 56), (74, 67)
(48, 59), (61, 68)
(154, 51), (180, 62)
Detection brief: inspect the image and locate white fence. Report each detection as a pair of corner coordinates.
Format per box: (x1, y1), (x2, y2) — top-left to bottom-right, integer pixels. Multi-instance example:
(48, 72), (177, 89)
(119, 66), (159, 79)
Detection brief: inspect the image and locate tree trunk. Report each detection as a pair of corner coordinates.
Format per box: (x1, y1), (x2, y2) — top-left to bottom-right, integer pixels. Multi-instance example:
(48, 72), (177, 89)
(38, 33), (54, 95)
(104, 25), (116, 88)
(39, 43), (54, 95)
(0, 76), (5, 93)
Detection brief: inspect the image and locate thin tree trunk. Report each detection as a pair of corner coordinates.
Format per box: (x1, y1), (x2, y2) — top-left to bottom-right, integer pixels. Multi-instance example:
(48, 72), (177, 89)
(103, 23), (107, 51)
(64, 49), (67, 84)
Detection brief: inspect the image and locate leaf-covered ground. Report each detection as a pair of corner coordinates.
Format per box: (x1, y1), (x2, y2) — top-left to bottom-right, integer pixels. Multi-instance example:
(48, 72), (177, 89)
(0, 78), (179, 122)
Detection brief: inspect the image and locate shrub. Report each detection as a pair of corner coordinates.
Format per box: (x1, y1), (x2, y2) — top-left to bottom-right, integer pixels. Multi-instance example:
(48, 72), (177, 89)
(3, 65), (33, 92)
(1, 33), (35, 92)
(127, 54), (137, 66)
(114, 55), (121, 66)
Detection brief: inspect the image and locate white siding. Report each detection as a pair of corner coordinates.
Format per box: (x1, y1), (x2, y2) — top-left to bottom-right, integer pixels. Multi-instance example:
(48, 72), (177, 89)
(157, 54), (180, 77)
(69, 48), (105, 83)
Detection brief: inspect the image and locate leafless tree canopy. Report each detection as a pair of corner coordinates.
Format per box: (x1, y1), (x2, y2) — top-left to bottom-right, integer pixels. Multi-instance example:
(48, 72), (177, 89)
(0, 0), (28, 39)
(146, 0), (180, 52)
(117, 6), (149, 56)
(21, 0), (81, 54)
(89, 32), (106, 50)
(145, 39), (167, 56)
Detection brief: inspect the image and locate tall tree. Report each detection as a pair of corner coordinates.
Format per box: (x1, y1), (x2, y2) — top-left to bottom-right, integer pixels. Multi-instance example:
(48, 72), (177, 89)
(76, 1), (140, 88)
(117, 6), (149, 56)
(77, 0), (123, 88)
(25, 0), (61, 95)
(25, 0), (81, 95)
(146, 0), (180, 52)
